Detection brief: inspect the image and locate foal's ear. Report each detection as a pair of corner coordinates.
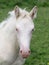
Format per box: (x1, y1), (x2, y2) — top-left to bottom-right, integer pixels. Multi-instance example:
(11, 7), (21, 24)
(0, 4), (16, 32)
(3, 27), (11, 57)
(29, 6), (37, 19)
(14, 6), (20, 18)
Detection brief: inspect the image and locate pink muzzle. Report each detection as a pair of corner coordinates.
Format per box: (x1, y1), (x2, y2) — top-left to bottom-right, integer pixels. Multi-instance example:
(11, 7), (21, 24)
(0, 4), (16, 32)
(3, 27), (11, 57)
(19, 50), (30, 58)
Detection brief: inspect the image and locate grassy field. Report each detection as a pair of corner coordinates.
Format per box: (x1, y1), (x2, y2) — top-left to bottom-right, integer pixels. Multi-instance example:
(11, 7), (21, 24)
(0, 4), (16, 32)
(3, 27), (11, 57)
(0, 7), (49, 65)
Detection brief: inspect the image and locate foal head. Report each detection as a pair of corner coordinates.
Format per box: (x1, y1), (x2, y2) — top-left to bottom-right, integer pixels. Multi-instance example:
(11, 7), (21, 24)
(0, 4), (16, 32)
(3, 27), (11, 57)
(15, 6), (37, 58)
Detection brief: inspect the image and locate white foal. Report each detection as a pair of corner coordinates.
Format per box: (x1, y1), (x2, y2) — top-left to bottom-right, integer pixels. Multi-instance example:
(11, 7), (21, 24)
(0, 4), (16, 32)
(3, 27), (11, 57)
(0, 6), (37, 65)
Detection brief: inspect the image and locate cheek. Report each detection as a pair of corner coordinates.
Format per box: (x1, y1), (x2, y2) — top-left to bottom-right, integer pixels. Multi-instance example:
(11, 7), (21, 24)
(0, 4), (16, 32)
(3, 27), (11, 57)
(28, 32), (32, 41)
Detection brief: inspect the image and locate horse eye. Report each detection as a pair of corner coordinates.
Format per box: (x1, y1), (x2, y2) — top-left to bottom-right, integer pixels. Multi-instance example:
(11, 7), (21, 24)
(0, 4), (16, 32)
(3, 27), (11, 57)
(16, 28), (18, 31)
(32, 29), (34, 31)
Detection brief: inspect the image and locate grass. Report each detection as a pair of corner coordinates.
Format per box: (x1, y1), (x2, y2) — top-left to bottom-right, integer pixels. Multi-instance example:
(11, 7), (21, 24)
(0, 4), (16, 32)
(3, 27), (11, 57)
(0, 0), (49, 9)
(0, 7), (49, 65)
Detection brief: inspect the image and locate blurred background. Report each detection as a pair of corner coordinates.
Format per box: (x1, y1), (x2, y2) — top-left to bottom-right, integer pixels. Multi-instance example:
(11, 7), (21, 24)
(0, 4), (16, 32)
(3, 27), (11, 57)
(0, 0), (49, 65)
(0, 0), (49, 9)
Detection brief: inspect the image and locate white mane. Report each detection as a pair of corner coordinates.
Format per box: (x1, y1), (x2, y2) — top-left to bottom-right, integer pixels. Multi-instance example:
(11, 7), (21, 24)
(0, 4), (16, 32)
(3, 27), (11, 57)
(0, 8), (28, 30)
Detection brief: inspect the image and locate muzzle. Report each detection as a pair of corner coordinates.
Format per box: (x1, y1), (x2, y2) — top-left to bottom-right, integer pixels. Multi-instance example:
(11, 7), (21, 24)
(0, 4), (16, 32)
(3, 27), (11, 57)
(19, 49), (30, 58)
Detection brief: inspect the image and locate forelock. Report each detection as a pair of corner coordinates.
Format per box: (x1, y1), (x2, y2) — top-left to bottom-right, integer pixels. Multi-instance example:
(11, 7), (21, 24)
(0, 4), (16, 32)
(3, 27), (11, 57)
(8, 8), (29, 19)
(20, 8), (29, 18)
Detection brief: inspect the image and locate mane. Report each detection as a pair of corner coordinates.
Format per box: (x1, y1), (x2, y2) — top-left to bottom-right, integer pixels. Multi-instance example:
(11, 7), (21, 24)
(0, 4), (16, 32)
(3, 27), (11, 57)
(0, 10), (15, 29)
(0, 21), (7, 29)
(0, 8), (29, 29)
(8, 8), (29, 18)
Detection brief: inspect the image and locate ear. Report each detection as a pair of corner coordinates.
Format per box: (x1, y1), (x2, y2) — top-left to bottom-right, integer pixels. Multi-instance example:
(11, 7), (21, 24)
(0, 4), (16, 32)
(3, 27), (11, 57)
(29, 6), (37, 19)
(14, 6), (20, 18)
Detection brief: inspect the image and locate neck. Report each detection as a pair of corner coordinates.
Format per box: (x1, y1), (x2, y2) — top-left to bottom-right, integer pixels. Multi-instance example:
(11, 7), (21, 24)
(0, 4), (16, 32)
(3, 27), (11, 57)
(3, 11), (16, 34)
(1, 11), (18, 44)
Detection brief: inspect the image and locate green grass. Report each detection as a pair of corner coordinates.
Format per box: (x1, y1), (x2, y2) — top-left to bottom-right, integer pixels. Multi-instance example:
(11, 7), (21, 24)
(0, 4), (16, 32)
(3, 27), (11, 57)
(0, 7), (49, 65)
(0, 0), (49, 9)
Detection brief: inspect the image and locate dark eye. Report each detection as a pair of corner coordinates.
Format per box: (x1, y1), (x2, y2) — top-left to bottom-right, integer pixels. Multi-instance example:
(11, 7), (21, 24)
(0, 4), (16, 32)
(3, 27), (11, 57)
(32, 29), (34, 31)
(16, 28), (19, 31)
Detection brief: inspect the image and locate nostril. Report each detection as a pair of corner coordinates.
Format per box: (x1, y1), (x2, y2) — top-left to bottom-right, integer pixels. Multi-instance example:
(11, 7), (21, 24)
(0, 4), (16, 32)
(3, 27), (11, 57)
(29, 50), (30, 53)
(20, 50), (22, 53)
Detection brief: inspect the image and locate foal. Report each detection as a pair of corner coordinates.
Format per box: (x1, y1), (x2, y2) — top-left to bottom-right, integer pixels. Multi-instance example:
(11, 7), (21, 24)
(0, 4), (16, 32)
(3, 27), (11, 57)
(0, 6), (37, 65)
